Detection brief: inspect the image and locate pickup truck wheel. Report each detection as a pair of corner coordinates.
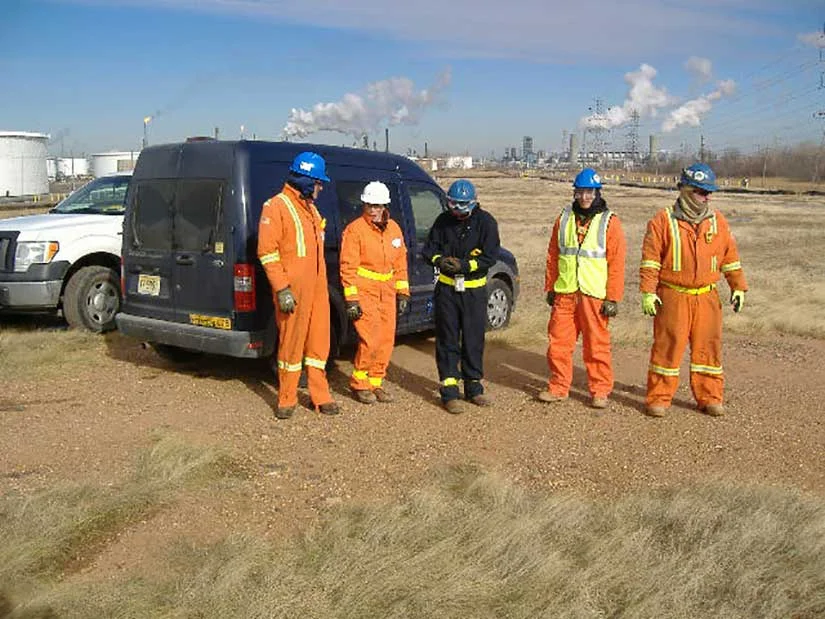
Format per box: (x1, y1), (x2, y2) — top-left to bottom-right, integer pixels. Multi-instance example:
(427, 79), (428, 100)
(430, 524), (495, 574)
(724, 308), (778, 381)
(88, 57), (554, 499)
(63, 265), (121, 333)
(486, 278), (513, 330)
(150, 343), (203, 363)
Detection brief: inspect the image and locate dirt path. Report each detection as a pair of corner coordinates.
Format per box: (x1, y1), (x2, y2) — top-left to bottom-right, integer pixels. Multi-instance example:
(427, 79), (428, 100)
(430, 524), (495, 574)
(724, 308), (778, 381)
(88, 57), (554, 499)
(2, 331), (824, 578)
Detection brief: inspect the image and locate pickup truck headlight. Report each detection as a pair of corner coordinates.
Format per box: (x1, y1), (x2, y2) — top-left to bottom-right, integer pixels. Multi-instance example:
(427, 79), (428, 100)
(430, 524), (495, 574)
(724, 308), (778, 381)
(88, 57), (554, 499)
(14, 241), (60, 272)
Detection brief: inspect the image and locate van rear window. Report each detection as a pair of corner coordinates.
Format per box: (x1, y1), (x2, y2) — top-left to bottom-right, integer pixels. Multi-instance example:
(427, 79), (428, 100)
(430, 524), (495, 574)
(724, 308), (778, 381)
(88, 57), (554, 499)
(131, 180), (174, 250)
(174, 180), (224, 252)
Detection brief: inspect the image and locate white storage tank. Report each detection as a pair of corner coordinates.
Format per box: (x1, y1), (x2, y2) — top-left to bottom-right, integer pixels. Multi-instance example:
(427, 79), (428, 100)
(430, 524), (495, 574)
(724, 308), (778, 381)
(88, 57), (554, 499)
(90, 151), (140, 177)
(0, 131), (49, 197)
(58, 157), (89, 178)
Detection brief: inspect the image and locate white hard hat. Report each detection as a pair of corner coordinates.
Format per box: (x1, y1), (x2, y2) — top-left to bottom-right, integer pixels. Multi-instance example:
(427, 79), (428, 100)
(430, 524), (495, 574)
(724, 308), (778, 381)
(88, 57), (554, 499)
(361, 181), (391, 205)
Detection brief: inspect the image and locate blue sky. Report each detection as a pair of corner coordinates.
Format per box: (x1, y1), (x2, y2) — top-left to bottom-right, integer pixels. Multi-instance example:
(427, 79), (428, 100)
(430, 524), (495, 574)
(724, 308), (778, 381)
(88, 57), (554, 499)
(1, 0), (823, 158)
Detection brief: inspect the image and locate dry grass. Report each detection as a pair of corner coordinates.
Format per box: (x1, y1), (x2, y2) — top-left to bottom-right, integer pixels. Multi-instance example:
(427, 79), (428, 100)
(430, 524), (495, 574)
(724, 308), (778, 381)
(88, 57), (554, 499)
(0, 321), (105, 380)
(0, 435), (233, 614)
(7, 466), (824, 618)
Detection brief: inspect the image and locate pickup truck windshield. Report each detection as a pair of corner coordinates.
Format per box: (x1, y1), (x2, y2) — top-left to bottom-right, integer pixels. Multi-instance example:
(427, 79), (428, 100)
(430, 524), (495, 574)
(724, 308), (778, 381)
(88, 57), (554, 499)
(52, 175), (131, 215)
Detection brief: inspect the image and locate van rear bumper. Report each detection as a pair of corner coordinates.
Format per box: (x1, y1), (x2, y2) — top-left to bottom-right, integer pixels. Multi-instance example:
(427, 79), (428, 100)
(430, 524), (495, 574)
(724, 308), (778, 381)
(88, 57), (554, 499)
(116, 313), (270, 358)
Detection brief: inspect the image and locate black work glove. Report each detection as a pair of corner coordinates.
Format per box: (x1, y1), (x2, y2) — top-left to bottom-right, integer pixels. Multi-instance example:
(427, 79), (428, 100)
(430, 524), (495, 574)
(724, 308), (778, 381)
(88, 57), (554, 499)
(440, 256), (462, 275)
(546, 291), (556, 308)
(276, 287), (297, 314)
(600, 300), (619, 318)
(346, 300), (362, 321)
(397, 295), (410, 316)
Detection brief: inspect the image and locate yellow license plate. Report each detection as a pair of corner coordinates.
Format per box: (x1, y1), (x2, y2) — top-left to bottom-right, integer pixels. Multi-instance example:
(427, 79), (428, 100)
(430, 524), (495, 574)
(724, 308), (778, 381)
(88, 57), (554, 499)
(137, 274), (161, 296)
(189, 314), (232, 330)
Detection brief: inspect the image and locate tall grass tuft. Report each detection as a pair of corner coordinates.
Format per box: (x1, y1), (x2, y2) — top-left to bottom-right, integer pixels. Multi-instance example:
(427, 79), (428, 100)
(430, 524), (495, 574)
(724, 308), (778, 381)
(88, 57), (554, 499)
(20, 466), (825, 618)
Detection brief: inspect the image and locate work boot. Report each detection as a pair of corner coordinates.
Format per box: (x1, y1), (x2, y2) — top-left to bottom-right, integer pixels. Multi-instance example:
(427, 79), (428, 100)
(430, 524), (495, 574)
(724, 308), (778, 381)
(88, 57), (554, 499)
(373, 388), (394, 403)
(700, 403), (725, 417)
(591, 396), (609, 409)
(318, 402), (340, 416)
(443, 399), (464, 415)
(537, 391), (567, 403)
(467, 394), (491, 407)
(644, 405), (667, 418)
(353, 389), (377, 404)
(275, 405), (296, 420)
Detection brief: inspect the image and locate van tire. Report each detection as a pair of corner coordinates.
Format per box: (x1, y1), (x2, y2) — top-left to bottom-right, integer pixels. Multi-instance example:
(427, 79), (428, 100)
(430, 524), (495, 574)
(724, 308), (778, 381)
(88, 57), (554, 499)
(486, 278), (513, 331)
(150, 343), (204, 363)
(63, 265), (121, 333)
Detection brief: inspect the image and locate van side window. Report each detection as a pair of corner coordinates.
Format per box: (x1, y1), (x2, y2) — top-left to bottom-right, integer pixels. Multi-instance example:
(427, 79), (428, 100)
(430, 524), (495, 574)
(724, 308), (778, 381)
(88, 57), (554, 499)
(174, 180), (224, 252)
(408, 184), (444, 242)
(335, 181), (405, 231)
(131, 180), (174, 250)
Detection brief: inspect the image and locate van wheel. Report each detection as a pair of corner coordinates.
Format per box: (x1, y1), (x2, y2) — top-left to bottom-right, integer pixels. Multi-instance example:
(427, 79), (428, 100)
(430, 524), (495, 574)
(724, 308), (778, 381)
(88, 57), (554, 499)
(486, 278), (513, 330)
(63, 265), (121, 333)
(150, 343), (204, 363)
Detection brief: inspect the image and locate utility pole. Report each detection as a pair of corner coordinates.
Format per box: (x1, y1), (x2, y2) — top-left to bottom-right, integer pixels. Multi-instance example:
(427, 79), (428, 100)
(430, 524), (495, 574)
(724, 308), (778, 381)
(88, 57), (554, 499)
(699, 134), (705, 163)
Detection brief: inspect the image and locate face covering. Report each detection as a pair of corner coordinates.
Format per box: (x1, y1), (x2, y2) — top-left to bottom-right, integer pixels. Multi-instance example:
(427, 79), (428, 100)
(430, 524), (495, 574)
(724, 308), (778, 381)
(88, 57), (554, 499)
(676, 186), (710, 224)
(287, 173), (317, 200)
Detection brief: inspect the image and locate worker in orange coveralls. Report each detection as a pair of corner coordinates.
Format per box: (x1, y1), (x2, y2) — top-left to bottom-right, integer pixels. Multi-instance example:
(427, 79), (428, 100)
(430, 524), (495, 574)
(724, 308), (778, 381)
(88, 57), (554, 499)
(538, 168), (627, 409)
(339, 181), (410, 405)
(258, 151), (339, 420)
(640, 162), (748, 418)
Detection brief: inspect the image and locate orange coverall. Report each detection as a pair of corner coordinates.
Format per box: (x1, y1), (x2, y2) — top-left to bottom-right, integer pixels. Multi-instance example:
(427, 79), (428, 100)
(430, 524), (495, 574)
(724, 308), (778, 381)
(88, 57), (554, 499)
(340, 212), (409, 391)
(544, 212), (626, 399)
(640, 203), (747, 408)
(257, 183), (333, 409)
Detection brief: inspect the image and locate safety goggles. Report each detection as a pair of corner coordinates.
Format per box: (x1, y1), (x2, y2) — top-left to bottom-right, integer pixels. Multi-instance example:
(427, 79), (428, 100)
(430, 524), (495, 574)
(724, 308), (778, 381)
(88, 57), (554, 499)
(447, 199), (473, 210)
(692, 188), (711, 197)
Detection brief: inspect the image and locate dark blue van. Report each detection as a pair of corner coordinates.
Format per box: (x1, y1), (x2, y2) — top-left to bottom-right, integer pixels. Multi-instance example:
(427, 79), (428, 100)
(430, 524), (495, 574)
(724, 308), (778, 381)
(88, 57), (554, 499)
(116, 139), (519, 359)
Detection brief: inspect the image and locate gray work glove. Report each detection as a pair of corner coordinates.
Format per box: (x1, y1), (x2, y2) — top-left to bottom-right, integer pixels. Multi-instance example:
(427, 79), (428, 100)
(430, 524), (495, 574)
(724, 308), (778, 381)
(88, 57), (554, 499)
(440, 256), (462, 275)
(600, 300), (619, 318)
(346, 300), (362, 321)
(546, 291), (556, 308)
(276, 287), (297, 314)
(397, 295), (410, 316)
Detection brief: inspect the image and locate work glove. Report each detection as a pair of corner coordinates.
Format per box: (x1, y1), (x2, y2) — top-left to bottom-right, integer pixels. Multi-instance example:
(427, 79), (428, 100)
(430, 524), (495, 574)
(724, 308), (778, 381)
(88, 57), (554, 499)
(641, 292), (662, 316)
(546, 291), (556, 308)
(346, 300), (362, 321)
(600, 300), (619, 318)
(276, 287), (297, 314)
(439, 256), (462, 276)
(397, 295), (410, 316)
(731, 290), (745, 313)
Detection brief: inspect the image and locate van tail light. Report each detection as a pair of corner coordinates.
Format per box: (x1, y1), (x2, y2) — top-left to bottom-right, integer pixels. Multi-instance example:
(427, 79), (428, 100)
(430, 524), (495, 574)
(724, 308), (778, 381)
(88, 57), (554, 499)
(234, 264), (256, 312)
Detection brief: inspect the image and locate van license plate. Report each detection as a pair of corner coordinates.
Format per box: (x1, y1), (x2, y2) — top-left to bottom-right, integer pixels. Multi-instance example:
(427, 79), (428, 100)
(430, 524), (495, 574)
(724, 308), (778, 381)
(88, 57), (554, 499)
(137, 274), (161, 296)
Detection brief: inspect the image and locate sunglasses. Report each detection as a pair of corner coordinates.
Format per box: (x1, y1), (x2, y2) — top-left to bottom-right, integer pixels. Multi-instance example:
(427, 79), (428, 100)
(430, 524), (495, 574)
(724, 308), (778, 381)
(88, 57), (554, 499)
(693, 188), (711, 197)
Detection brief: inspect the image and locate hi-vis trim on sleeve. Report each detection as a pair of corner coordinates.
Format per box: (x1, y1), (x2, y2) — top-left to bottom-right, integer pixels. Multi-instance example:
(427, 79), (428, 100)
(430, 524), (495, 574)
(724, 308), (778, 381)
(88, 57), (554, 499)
(344, 286), (358, 298)
(721, 261), (742, 273)
(468, 259), (479, 272)
(304, 357), (327, 370)
(649, 363), (680, 377)
(640, 260), (661, 270)
(395, 280), (409, 291)
(690, 363), (723, 375)
(431, 254), (442, 265)
(260, 251), (280, 265)
(469, 248), (482, 257)
(278, 194), (306, 257)
(277, 360), (303, 372)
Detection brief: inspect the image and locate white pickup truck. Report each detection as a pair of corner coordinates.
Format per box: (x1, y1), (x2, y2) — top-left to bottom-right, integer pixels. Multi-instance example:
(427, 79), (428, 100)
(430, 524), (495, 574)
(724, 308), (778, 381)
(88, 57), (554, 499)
(0, 172), (131, 332)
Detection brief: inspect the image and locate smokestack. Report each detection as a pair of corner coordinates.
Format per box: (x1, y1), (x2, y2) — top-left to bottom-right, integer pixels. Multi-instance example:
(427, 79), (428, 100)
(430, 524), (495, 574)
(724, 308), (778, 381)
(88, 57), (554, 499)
(424, 142), (429, 158)
(385, 128), (389, 153)
(648, 134), (658, 161)
(569, 134), (579, 164)
(214, 127), (220, 140)
(373, 141), (377, 151)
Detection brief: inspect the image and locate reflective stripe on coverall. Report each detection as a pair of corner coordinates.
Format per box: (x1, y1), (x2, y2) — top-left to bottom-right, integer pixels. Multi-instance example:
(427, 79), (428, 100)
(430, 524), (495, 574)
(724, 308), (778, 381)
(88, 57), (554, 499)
(544, 207), (626, 398)
(257, 183), (333, 409)
(640, 204), (748, 407)
(340, 213), (409, 391)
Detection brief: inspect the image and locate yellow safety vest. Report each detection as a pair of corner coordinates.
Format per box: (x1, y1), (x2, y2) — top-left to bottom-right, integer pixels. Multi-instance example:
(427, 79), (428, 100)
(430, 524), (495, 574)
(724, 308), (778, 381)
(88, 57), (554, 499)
(554, 207), (612, 299)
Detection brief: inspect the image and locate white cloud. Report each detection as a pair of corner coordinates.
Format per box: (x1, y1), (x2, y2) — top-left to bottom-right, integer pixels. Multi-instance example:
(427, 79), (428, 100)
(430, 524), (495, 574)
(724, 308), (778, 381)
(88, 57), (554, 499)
(662, 79), (737, 132)
(685, 56), (713, 82)
(798, 31), (825, 49)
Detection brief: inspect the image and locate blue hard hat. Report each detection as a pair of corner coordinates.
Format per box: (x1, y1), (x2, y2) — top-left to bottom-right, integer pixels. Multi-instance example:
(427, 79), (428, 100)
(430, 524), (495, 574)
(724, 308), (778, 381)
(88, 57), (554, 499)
(289, 151), (330, 182)
(446, 179), (477, 214)
(680, 162), (718, 192)
(573, 168), (602, 189)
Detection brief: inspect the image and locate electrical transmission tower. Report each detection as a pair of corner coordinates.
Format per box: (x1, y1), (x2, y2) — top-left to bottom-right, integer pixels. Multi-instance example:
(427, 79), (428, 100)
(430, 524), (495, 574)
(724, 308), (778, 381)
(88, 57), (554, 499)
(625, 109), (640, 161)
(586, 98), (608, 162)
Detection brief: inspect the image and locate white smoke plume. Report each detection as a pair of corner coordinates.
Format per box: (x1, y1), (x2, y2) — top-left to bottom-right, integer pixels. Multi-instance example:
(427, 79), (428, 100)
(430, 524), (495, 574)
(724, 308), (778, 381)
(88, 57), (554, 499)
(579, 64), (675, 130)
(685, 56), (713, 82)
(661, 79), (736, 132)
(283, 69), (451, 139)
(798, 31), (825, 49)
